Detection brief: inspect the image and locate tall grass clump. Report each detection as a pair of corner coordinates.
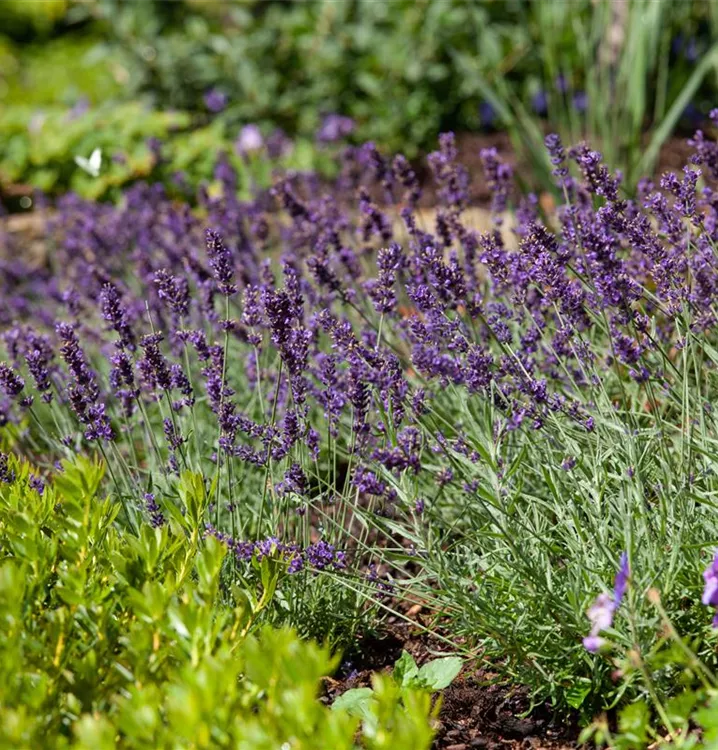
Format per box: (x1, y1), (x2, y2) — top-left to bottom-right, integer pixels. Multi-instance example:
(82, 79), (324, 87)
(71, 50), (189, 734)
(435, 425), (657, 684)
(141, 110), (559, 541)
(4, 115), (718, 722)
(469, 0), (718, 191)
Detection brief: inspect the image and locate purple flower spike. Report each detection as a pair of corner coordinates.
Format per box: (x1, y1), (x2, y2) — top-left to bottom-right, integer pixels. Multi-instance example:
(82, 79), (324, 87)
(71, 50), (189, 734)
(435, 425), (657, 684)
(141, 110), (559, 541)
(587, 592), (615, 632)
(702, 553), (718, 626)
(583, 592), (615, 653)
(317, 114), (355, 144)
(582, 634), (607, 653)
(154, 269), (190, 318)
(614, 552), (630, 606)
(56, 322), (113, 442)
(545, 133), (568, 183)
(0, 452), (14, 484)
(583, 552), (629, 652)
(236, 124), (264, 154)
(139, 333), (172, 392)
(204, 88), (227, 113)
(144, 492), (165, 529)
(0, 363), (25, 399)
(205, 228), (237, 297)
(306, 540), (346, 571)
(480, 147), (513, 220)
(99, 283), (136, 351)
(25, 347), (53, 402)
(29, 474), (45, 495)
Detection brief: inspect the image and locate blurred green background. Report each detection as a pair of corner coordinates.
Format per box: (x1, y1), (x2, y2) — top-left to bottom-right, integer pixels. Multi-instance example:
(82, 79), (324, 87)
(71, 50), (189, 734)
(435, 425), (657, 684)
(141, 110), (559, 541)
(1, 0), (718, 201)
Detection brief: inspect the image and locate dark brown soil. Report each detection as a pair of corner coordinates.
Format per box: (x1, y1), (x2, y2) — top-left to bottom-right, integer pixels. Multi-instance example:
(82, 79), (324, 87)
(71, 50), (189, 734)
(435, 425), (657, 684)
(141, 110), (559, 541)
(437, 678), (577, 750)
(323, 623), (579, 750)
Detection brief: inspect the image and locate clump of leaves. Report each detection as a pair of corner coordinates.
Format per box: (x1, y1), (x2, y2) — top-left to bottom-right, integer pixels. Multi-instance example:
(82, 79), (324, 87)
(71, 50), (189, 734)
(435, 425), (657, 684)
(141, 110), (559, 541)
(0, 454), (438, 749)
(334, 649), (462, 723)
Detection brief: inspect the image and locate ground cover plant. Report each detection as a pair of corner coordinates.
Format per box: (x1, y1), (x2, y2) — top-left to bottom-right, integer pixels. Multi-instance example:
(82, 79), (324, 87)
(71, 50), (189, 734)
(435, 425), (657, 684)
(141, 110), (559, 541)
(0, 101), (331, 203)
(6, 114), (718, 746)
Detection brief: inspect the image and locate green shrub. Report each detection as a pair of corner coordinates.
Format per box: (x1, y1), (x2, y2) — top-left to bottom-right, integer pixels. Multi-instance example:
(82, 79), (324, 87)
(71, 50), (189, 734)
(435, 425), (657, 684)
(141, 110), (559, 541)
(0, 101), (337, 200)
(0, 0), (71, 40)
(0, 103), (188, 197)
(0, 455), (438, 749)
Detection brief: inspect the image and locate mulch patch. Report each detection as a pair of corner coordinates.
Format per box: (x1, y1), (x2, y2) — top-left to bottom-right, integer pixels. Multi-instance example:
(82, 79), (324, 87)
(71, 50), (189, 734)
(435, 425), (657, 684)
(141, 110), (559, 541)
(323, 623), (579, 750)
(437, 678), (578, 750)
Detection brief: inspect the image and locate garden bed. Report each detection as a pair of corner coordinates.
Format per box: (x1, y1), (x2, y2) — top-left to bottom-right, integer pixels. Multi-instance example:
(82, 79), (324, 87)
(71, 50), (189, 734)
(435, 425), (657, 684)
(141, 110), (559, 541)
(326, 624), (578, 749)
(4, 123), (718, 748)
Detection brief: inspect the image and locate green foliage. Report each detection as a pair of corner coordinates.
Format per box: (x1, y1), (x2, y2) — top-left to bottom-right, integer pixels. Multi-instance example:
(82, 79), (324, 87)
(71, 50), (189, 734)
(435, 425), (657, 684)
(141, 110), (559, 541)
(0, 36), (123, 108)
(3, 0), (718, 197)
(0, 455), (438, 749)
(92, 0), (524, 154)
(577, 592), (718, 748)
(397, 293), (718, 713)
(470, 0), (718, 190)
(6, 3), (718, 734)
(90, 0), (718, 172)
(333, 648), (459, 738)
(0, 0), (71, 40)
(391, 650), (464, 691)
(331, 674), (438, 750)
(0, 102), (188, 197)
(0, 100), (338, 199)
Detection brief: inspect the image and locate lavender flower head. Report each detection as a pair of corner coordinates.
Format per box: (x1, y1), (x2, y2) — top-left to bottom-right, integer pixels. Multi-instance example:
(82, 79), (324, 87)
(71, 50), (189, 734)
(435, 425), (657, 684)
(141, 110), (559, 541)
(0, 363), (25, 399)
(0, 452), (14, 484)
(56, 322), (113, 442)
(317, 114), (355, 143)
(29, 474), (45, 495)
(583, 552), (629, 652)
(702, 552), (718, 627)
(205, 229), (237, 297)
(306, 540), (346, 571)
(25, 345), (53, 403)
(154, 269), (190, 319)
(545, 133), (568, 183)
(204, 88), (228, 113)
(145, 492), (165, 529)
(99, 282), (136, 350)
(613, 552), (629, 605)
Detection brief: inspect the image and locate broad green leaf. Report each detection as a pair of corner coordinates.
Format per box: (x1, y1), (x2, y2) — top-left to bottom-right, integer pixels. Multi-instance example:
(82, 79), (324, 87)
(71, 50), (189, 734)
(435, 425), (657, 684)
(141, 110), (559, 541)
(332, 687), (375, 719)
(694, 693), (718, 743)
(565, 680), (592, 709)
(665, 690), (698, 729)
(417, 656), (463, 691)
(179, 470), (206, 529)
(393, 650), (419, 687)
(617, 701), (650, 748)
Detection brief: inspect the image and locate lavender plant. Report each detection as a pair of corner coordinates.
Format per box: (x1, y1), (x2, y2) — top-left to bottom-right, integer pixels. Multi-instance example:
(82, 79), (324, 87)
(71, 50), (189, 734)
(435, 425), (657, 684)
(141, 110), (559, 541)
(4, 118), (718, 714)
